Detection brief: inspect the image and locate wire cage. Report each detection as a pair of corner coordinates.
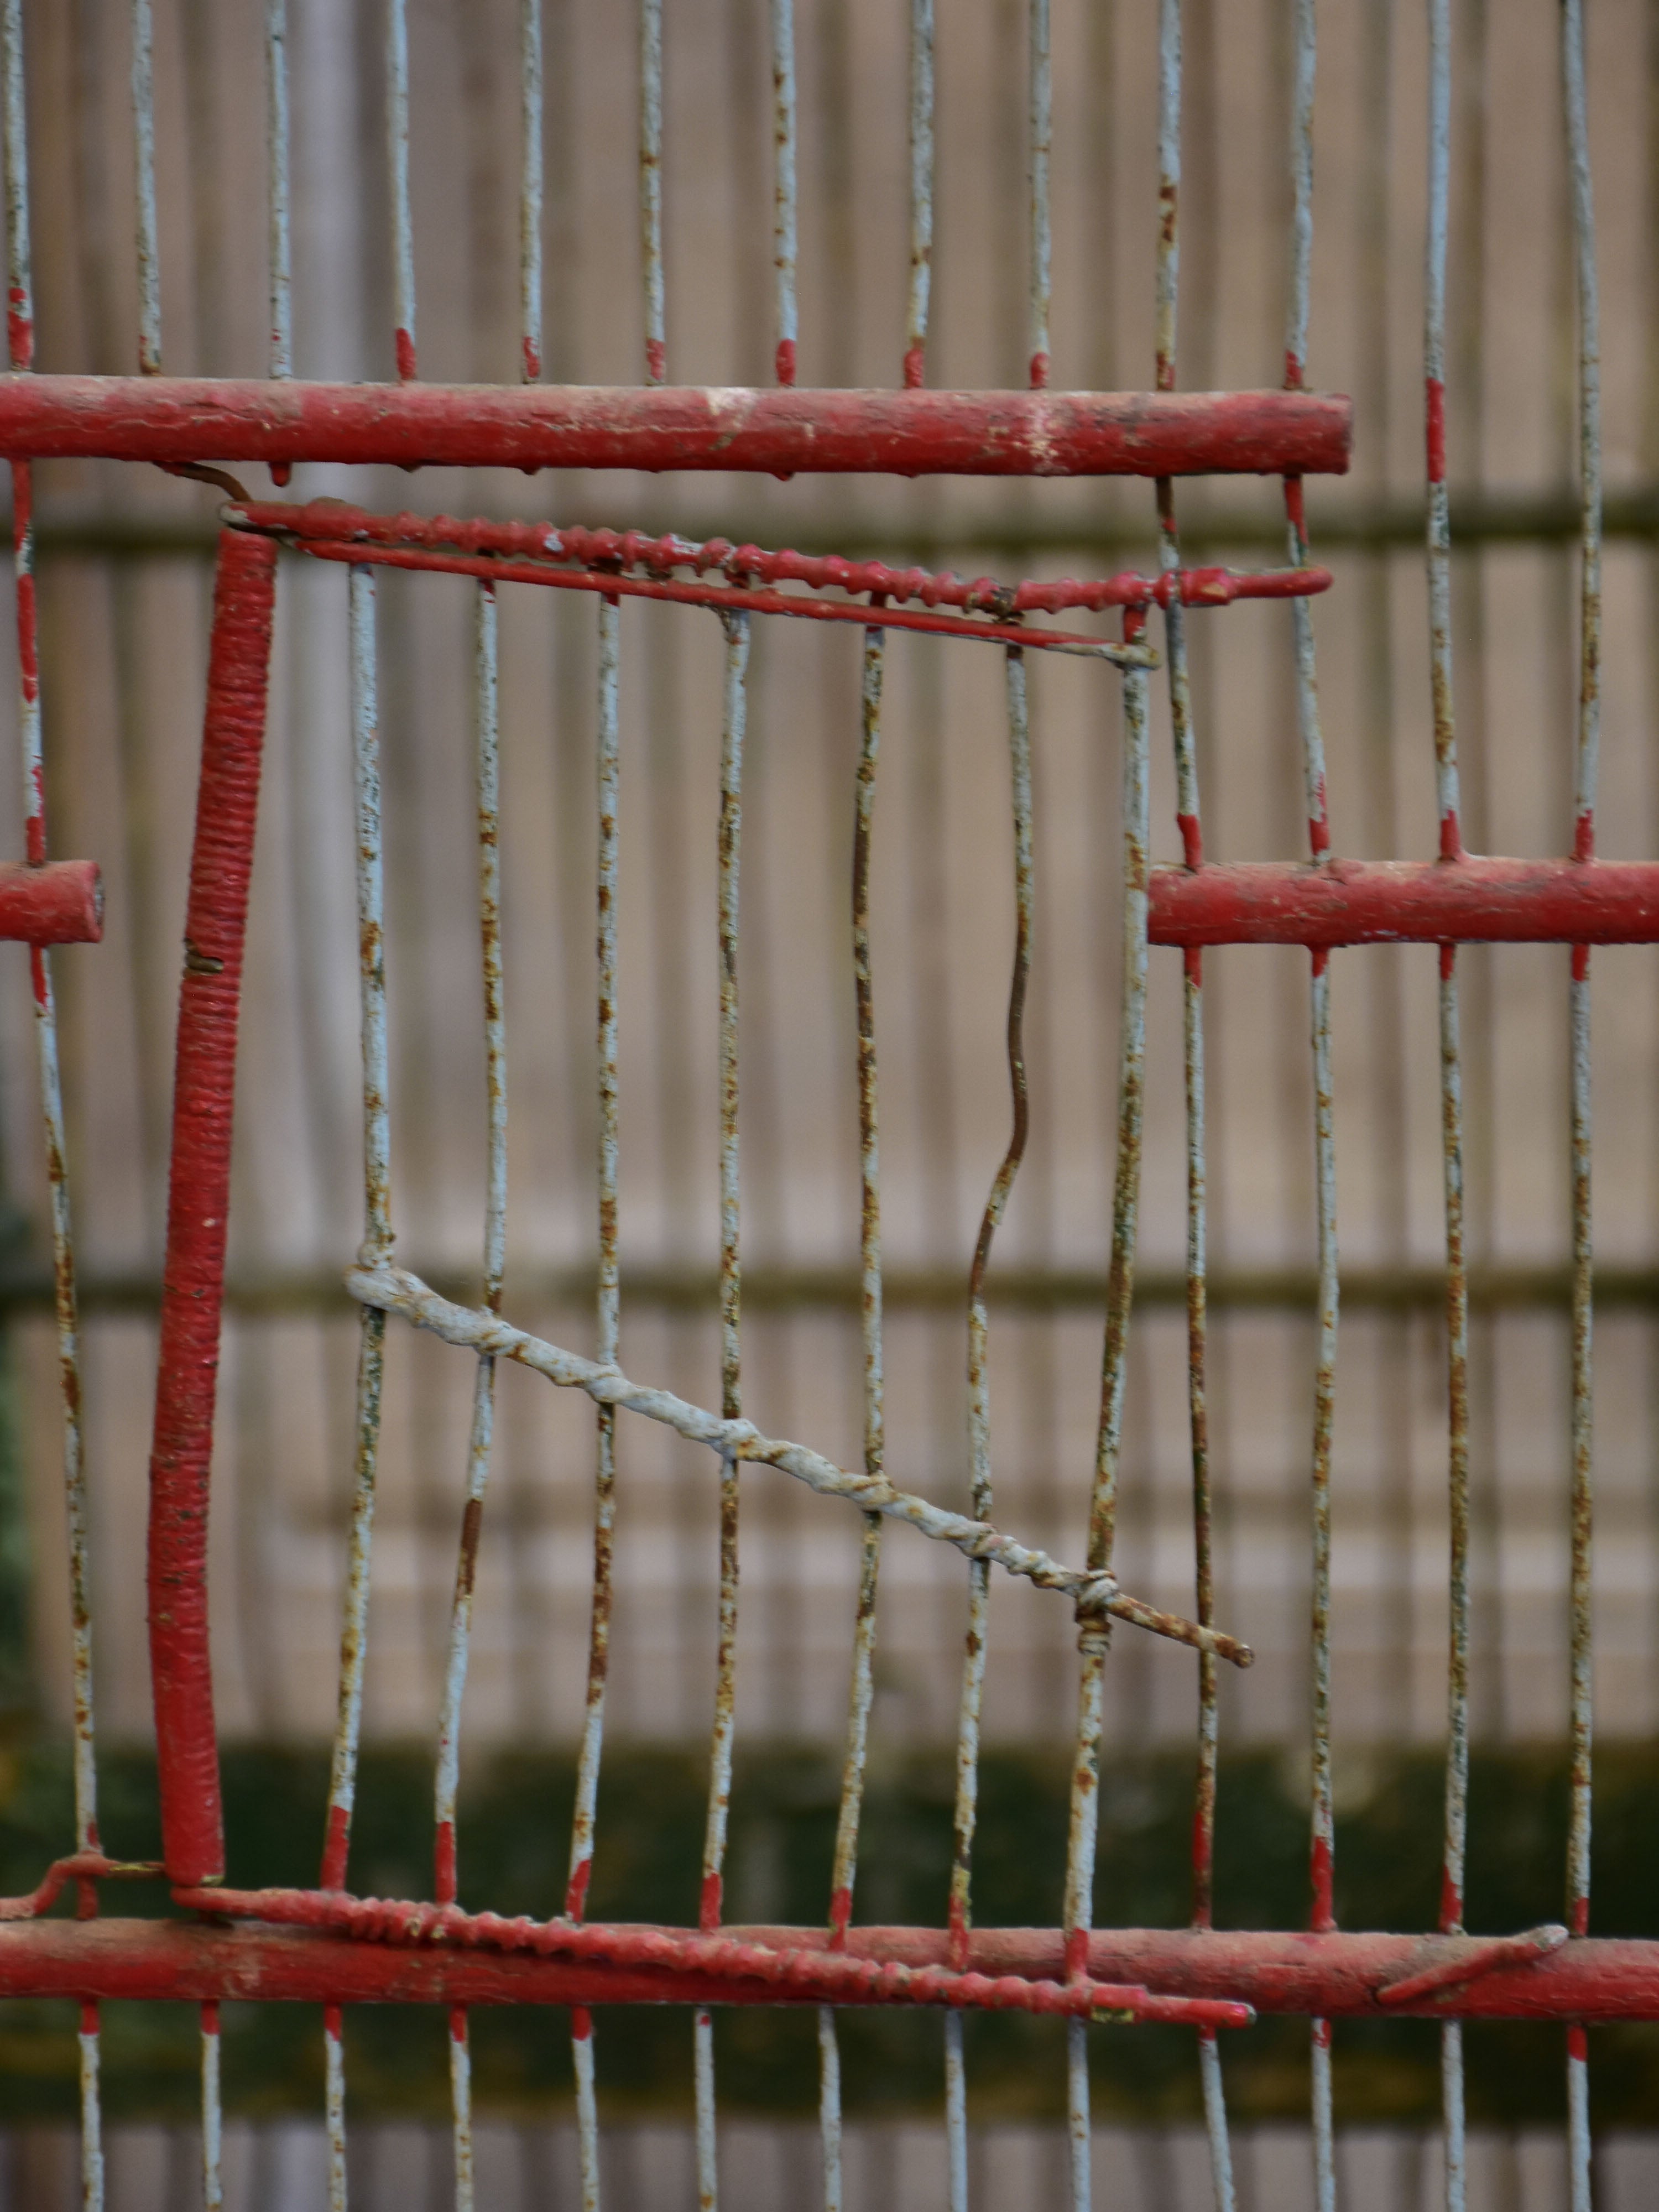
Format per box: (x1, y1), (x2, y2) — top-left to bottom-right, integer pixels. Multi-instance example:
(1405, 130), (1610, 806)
(0, 2), (1652, 2209)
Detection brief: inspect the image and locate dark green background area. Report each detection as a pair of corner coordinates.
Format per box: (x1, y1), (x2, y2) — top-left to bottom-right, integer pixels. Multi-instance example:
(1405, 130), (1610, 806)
(1, 1738), (1656, 2127)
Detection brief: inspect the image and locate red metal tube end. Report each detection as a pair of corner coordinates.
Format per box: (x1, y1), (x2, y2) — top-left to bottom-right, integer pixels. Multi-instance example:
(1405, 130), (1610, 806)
(0, 860), (103, 945)
(902, 346), (926, 390)
(774, 338), (797, 387)
(1028, 351), (1050, 391)
(394, 329), (418, 383)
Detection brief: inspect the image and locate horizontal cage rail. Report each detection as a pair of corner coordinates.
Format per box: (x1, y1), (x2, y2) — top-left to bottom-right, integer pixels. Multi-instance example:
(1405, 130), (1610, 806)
(0, 378), (1352, 478)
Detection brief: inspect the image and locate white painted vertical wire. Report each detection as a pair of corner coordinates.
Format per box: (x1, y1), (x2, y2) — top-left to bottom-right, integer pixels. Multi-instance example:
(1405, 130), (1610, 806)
(1562, 6), (1600, 2207)
(2, 15), (98, 2209)
(131, 0), (160, 371)
(639, 0), (665, 383)
(945, 647), (1034, 2212)
(387, 0), (416, 378)
(905, 0), (934, 385)
(695, 608), (749, 2212)
(432, 582), (504, 2212)
(266, 0), (292, 379)
(1281, 5), (1339, 2205)
(1156, 3), (1235, 2204)
(820, 625), (887, 2212)
(520, 0), (543, 380)
(1425, 5), (1471, 2209)
(322, 562), (394, 2212)
(570, 594), (622, 2212)
(201, 2005), (223, 2212)
(1027, 0), (1051, 386)
(771, 0), (797, 383)
(1065, 639), (1152, 2212)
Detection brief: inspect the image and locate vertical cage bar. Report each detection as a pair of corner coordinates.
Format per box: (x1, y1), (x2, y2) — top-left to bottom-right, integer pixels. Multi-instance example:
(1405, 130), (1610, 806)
(905, 0), (935, 386)
(771, 0), (797, 384)
(520, 0), (543, 380)
(131, 0), (160, 371)
(1562, 6), (1600, 2202)
(1282, 3), (1338, 2201)
(639, 0), (665, 384)
(819, 623), (886, 2212)
(568, 592), (622, 2212)
(695, 608), (750, 2212)
(1027, 0), (1051, 386)
(1064, 619), (1151, 2212)
(201, 2002), (223, 2212)
(1155, 2), (1235, 2201)
(266, 0), (292, 380)
(433, 581), (503, 2212)
(944, 645), (1034, 2212)
(3, 19), (98, 2203)
(387, 0), (416, 379)
(321, 561), (393, 2212)
(1425, 3), (1472, 2206)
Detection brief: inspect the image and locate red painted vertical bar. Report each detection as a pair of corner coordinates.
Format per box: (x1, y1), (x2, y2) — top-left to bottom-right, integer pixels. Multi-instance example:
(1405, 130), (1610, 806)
(147, 526), (278, 1887)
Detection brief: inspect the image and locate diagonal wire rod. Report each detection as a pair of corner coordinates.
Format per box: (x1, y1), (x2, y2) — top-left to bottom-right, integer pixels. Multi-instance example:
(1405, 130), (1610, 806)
(342, 1257), (1251, 1667)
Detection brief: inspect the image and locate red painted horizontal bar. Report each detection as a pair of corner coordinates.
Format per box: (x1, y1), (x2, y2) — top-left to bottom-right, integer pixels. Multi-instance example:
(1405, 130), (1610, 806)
(0, 860), (102, 942)
(0, 378), (1352, 478)
(1149, 855), (1659, 947)
(0, 1922), (1653, 2021)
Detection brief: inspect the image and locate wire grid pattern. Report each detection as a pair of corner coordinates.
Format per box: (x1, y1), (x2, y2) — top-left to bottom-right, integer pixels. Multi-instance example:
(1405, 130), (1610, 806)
(0, 4), (1649, 2212)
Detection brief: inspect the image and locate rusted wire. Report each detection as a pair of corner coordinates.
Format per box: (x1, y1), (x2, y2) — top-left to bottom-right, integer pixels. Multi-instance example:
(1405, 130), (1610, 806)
(942, 645), (1033, 2205)
(131, 0), (160, 373)
(1027, 0), (1051, 387)
(819, 623), (888, 2212)
(2, 5), (100, 2197)
(320, 562), (394, 2212)
(905, 0), (934, 387)
(1063, 608), (1152, 2211)
(387, 0), (415, 379)
(520, 0), (542, 380)
(431, 581), (504, 2212)
(640, 0), (665, 385)
(265, 0), (291, 382)
(1155, 3), (1236, 2202)
(1425, 3), (1473, 2205)
(568, 592), (621, 2212)
(771, 0), (797, 385)
(695, 607), (749, 2212)
(345, 1254), (1251, 1663)
(1280, 2), (1340, 2199)
(1562, 6), (1601, 2205)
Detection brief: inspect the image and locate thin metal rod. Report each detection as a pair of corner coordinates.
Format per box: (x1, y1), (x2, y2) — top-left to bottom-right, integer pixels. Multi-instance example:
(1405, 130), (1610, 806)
(944, 646), (1033, 2212)
(131, 0), (160, 372)
(201, 2003), (222, 2212)
(771, 0), (797, 385)
(1563, 12), (1601, 2205)
(348, 1253), (1250, 1661)
(640, 0), (665, 384)
(3, 19), (97, 2198)
(431, 582), (503, 2212)
(1425, 4), (1471, 2207)
(387, 0), (415, 379)
(1155, 3), (1235, 2201)
(695, 608), (749, 2212)
(1281, 3), (1339, 2200)
(1064, 620), (1151, 2212)
(569, 593), (621, 2212)
(905, 0), (935, 386)
(520, 0), (543, 380)
(266, 0), (291, 380)
(1028, 0), (1051, 387)
(321, 563), (392, 2212)
(820, 624), (887, 2212)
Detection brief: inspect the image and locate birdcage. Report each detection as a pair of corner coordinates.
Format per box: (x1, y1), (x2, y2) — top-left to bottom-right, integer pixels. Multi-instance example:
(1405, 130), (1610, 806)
(0, 2), (1648, 2210)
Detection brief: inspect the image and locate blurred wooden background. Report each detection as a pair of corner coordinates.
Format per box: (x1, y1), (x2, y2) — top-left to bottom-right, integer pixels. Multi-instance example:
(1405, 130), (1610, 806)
(2, 0), (1657, 1781)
